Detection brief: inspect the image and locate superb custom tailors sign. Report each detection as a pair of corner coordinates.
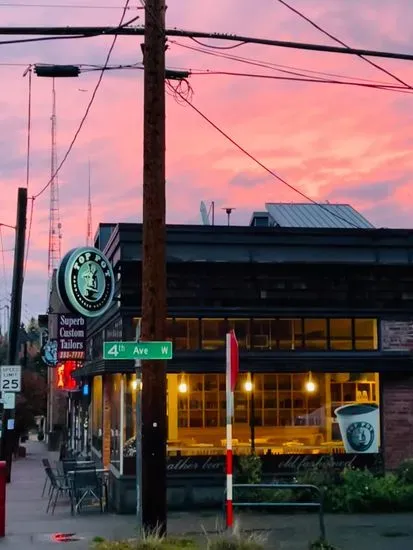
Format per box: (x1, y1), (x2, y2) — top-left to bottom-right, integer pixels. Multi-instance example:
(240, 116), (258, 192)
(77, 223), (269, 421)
(57, 246), (115, 318)
(57, 313), (86, 360)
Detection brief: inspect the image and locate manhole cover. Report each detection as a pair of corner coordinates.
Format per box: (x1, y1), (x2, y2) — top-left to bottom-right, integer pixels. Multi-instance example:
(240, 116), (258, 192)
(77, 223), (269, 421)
(50, 533), (83, 543)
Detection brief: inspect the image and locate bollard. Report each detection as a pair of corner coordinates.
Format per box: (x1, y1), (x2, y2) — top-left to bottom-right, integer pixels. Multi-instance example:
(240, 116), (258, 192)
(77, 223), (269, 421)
(0, 461), (6, 537)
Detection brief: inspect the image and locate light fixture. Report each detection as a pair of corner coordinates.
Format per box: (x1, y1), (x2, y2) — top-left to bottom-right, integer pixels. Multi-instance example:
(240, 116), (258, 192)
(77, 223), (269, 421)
(305, 372), (316, 393)
(244, 374), (253, 393)
(178, 374), (188, 394)
(131, 379), (138, 391)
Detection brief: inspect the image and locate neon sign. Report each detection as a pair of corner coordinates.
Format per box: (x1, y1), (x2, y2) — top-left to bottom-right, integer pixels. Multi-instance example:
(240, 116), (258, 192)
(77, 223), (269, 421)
(55, 361), (80, 391)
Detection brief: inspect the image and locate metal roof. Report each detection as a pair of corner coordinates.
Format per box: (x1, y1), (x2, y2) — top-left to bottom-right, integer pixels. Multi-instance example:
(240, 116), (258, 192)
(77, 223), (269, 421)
(265, 202), (374, 229)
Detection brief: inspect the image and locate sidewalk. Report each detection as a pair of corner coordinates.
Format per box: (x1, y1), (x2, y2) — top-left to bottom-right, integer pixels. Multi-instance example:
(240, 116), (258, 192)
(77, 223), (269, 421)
(3, 440), (413, 549)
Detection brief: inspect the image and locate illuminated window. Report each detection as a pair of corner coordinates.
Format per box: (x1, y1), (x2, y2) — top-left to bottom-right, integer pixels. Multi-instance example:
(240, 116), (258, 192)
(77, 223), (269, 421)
(250, 319), (270, 350)
(355, 319), (377, 350)
(228, 319), (250, 349)
(91, 376), (103, 452)
(201, 319), (227, 350)
(174, 318), (199, 350)
(304, 319), (327, 350)
(330, 319), (352, 350)
(274, 319), (303, 350)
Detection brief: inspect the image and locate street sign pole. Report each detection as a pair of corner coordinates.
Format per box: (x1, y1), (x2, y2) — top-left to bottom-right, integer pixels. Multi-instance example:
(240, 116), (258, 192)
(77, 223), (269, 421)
(135, 321), (143, 537)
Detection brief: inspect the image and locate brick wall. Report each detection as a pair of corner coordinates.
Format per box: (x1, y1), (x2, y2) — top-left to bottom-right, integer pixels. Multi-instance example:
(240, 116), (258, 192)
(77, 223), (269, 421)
(382, 373), (413, 469)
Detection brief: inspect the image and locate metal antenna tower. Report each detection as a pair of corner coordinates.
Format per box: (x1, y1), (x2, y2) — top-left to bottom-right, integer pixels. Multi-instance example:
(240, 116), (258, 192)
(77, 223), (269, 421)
(86, 161), (92, 246)
(48, 77), (62, 278)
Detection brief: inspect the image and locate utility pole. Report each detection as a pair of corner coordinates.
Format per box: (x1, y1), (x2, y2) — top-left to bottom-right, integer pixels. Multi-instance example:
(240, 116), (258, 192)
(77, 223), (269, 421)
(141, 0), (167, 534)
(1, 187), (27, 482)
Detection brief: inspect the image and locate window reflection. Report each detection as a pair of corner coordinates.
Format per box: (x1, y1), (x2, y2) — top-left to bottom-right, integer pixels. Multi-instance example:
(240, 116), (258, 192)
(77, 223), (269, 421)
(91, 376), (103, 451)
(330, 319), (352, 350)
(355, 319), (377, 350)
(250, 319), (270, 350)
(228, 319), (250, 349)
(201, 319), (227, 349)
(174, 318), (199, 350)
(304, 319), (327, 350)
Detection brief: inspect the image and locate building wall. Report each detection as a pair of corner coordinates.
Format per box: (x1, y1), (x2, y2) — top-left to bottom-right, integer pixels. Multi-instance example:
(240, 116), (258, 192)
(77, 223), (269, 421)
(382, 373), (413, 469)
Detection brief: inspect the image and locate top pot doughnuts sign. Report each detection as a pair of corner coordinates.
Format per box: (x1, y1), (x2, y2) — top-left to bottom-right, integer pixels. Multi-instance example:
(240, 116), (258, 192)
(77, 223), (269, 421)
(57, 246), (115, 318)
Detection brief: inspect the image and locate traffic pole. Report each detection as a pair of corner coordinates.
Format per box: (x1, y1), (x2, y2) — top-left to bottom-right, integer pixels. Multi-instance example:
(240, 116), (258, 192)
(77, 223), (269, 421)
(0, 461), (6, 536)
(0, 188), (27, 483)
(141, 0), (167, 534)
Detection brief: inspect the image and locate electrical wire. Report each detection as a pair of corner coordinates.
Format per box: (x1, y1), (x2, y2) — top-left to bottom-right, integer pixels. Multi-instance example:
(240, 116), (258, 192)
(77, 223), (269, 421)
(276, 0), (412, 90)
(0, 2), (142, 8)
(190, 37), (247, 50)
(166, 80), (361, 229)
(24, 197), (34, 280)
(32, 0), (133, 200)
(189, 69), (413, 94)
(25, 66), (32, 191)
(0, 12), (141, 47)
(172, 40), (397, 87)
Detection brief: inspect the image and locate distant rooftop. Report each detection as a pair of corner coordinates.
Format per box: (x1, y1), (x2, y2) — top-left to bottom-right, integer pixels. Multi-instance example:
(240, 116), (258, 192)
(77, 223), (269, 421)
(250, 202), (374, 229)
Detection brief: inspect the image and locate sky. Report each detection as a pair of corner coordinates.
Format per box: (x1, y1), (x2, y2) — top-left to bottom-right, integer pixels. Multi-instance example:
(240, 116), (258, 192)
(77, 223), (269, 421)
(1, 0), (413, 320)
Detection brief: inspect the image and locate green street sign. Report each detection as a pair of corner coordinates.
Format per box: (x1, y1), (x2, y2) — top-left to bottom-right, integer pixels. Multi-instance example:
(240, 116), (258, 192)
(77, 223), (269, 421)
(103, 341), (173, 360)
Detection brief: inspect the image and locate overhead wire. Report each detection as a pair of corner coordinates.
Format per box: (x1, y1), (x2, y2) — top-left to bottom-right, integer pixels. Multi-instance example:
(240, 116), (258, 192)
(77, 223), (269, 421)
(32, 0), (134, 200)
(0, 2), (142, 8)
(0, 228), (8, 299)
(276, 0), (413, 90)
(166, 79), (361, 229)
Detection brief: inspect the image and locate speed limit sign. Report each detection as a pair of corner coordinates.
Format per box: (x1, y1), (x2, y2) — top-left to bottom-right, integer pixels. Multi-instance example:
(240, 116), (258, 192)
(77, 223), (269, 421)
(1, 365), (22, 392)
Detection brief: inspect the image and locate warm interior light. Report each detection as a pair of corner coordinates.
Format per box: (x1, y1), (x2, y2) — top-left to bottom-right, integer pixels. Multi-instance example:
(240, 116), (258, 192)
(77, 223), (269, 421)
(305, 380), (316, 393)
(178, 381), (188, 393)
(244, 380), (253, 392)
(131, 379), (138, 391)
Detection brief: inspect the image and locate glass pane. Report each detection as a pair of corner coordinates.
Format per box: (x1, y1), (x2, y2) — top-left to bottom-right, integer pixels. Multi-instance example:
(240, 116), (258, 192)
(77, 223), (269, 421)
(174, 318), (199, 350)
(228, 319), (250, 349)
(355, 319), (377, 350)
(91, 376), (103, 451)
(201, 319), (226, 349)
(250, 319), (270, 350)
(304, 319), (327, 350)
(276, 319), (303, 349)
(329, 318), (353, 350)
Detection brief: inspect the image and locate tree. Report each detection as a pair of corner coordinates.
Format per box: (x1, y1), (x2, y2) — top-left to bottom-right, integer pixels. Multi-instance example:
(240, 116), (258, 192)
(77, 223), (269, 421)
(14, 370), (47, 437)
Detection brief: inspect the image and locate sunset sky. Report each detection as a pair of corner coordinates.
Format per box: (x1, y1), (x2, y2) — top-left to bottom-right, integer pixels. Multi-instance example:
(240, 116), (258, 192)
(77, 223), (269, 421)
(1, 0), (413, 320)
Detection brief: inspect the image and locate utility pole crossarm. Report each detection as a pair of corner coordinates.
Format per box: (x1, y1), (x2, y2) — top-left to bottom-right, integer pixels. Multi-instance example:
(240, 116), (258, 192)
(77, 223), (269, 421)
(0, 26), (413, 61)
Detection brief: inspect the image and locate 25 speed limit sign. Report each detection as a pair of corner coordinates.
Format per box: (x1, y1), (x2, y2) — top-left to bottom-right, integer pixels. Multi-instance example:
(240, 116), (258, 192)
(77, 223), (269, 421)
(1, 365), (22, 392)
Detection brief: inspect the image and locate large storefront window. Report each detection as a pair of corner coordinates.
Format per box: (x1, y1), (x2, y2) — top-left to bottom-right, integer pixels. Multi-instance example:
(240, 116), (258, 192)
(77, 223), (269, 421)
(91, 376), (103, 452)
(173, 372), (380, 455)
(162, 317), (378, 352)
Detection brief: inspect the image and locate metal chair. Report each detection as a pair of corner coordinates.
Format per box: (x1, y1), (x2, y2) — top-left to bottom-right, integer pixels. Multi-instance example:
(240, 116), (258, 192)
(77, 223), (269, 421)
(71, 467), (103, 515)
(45, 467), (72, 515)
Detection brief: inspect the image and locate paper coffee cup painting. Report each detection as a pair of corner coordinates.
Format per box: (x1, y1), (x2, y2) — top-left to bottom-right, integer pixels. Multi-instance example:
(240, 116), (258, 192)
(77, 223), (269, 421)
(335, 403), (380, 453)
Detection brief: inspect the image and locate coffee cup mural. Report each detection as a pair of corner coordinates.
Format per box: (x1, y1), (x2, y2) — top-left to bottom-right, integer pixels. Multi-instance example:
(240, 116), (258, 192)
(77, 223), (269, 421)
(334, 403), (380, 453)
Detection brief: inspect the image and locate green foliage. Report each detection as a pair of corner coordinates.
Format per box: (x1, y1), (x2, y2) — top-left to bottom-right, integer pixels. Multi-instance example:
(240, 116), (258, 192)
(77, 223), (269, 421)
(92, 531), (198, 550)
(396, 459), (413, 483)
(15, 370), (47, 436)
(309, 539), (339, 550)
(236, 454), (262, 485)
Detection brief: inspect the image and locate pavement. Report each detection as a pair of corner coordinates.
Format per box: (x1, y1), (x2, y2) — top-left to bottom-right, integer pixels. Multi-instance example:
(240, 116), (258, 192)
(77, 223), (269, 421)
(1, 440), (413, 549)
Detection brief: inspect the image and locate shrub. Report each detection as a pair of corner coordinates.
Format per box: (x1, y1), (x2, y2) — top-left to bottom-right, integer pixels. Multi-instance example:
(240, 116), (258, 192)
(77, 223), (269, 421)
(396, 459), (413, 483)
(236, 455), (262, 485)
(309, 538), (340, 550)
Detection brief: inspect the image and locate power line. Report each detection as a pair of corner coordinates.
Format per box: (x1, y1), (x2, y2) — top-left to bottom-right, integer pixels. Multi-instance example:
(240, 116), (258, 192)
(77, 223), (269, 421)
(0, 2), (142, 8)
(276, 0), (412, 89)
(2, 26), (413, 63)
(189, 69), (413, 94)
(166, 80), (361, 229)
(172, 40), (397, 87)
(32, 2), (134, 200)
(24, 66), (32, 191)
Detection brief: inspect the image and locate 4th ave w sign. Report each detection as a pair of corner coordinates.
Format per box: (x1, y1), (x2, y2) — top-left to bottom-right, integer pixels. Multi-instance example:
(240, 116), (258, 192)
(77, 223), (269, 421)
(103, 341), (173, 360)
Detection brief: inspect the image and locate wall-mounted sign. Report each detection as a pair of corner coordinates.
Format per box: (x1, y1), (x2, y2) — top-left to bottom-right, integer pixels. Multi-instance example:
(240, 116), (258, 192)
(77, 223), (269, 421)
(57, 246), (115, 318)
(55, 361), (79, 391)
(381, 320), (413, 351)
(57, 314), (86, 361)
(41, 339), (58, 367)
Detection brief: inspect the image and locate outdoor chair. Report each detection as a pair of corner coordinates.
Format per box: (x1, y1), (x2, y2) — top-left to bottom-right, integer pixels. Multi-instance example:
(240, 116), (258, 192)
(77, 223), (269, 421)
(45, 467), (72, 515)
(41, 458), (58, 498)
(71, 467), (104, 515)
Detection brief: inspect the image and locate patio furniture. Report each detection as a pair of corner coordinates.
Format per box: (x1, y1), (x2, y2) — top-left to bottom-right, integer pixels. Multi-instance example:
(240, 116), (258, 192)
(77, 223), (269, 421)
(71, 467), (104, 515)
(41, 458), (54, 498)
(45, 467), (72, 515)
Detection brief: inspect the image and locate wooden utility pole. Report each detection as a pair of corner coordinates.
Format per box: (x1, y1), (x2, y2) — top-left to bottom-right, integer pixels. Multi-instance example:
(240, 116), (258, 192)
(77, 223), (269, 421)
(141, 0), (167, 533)
(1, 187), (27, 482)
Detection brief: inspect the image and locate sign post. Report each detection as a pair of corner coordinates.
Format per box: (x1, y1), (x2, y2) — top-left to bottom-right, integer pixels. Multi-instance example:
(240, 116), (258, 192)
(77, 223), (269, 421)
(103, 336), (173, 534)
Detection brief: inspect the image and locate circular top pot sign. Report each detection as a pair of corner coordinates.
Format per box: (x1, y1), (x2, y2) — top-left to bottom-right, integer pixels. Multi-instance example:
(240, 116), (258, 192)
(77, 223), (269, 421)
(57, 247), (115, 318)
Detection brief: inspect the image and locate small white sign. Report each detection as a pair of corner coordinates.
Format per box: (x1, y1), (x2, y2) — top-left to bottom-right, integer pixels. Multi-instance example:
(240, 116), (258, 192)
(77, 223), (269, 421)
(1, 365), (22, 392)
(2, 392), (15, 410)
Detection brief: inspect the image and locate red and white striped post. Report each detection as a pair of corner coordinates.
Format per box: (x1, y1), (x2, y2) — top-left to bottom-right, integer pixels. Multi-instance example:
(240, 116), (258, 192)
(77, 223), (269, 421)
(225, 330), (239, 530)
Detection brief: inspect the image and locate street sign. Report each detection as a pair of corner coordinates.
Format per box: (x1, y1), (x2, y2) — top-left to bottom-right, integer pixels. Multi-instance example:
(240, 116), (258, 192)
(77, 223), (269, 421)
(103, 341), (173, 360)
(1, 393), (15, 410)
(0, 365), (21, 392)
